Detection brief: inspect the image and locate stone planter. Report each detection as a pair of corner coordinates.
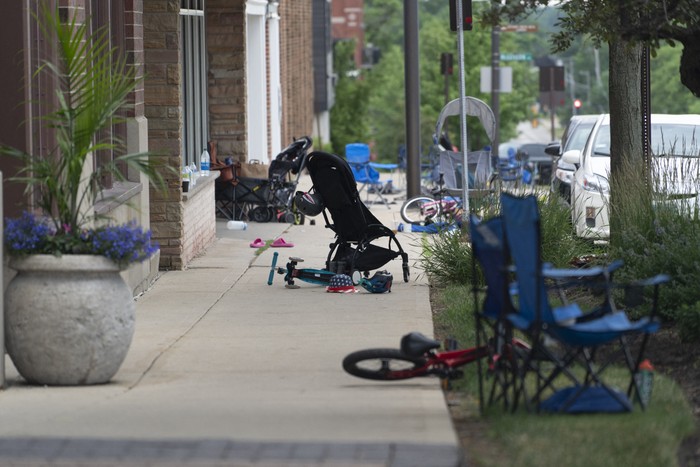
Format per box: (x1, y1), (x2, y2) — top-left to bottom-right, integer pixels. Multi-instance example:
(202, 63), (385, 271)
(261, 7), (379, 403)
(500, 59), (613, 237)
(4, 255), (135, 385)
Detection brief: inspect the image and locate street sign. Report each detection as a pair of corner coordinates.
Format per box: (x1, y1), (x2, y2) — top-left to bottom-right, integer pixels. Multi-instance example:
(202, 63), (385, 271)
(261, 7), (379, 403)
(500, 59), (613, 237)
(480, 67), (512, 93)
(500, 53), (532, 61)
(500, 24), (538, 33)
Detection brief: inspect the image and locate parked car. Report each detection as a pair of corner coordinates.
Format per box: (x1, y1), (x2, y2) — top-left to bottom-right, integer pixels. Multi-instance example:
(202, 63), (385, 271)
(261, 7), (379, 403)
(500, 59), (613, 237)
(562, 113), (700, 239)
(546, 115), (598, 203)
(516, 143), (552, 184)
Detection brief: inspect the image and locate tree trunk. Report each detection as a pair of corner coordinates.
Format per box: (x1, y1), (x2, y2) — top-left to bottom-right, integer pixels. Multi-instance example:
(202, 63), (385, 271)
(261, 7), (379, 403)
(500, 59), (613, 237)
(608, 39), (646, 247)
(680, 34), (700, 98)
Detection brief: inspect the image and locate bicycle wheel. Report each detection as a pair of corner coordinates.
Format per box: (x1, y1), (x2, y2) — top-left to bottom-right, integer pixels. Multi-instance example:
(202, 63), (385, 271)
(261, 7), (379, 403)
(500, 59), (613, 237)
(400, 196), (440, 225)
(342, 349), (427, 381)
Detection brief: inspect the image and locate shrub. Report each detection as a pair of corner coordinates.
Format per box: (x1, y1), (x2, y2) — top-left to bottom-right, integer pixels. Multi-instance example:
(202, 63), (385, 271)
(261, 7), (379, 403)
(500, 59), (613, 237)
(417, 196), (601, 288)
(674, 302), (700, 342)
(417, 225), (480, 287)
(610, 155), (700, 323)
(539, 196), (603, 267)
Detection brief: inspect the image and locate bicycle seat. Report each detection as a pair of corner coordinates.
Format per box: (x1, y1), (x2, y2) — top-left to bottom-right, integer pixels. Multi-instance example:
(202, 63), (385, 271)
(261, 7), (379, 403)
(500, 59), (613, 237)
(400, 332), (441, 357)
(429, 185), (446, 196)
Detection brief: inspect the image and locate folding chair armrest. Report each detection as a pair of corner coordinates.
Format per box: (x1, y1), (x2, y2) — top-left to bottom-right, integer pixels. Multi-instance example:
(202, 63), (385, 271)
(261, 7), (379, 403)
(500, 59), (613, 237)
(630, 274), (671, 287)
(542, 259), (624, 280)
(369, 162), (399, 170)
(601, 273), (671, 291)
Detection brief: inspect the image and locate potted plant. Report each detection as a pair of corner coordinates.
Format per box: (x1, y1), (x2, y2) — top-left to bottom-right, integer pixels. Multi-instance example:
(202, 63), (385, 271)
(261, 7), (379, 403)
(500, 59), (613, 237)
(1, 5), (166, 385)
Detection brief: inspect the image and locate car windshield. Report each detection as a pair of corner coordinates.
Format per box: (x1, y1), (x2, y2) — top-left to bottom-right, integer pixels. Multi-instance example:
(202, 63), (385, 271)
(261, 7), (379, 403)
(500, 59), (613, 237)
(592, 122), (700, 157)
(592, 125), (611, 156)
(652, 124), (700, 157)
(564, 122), (595, 152)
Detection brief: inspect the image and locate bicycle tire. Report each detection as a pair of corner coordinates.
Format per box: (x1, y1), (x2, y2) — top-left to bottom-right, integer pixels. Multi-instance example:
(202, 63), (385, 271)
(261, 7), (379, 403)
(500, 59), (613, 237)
(400, 196), (440, 225)
(342, 348), (427, 381)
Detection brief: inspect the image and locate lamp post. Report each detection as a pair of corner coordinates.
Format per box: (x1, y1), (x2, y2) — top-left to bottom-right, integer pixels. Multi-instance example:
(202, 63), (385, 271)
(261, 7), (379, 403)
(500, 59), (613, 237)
(404, 0), (421, 198)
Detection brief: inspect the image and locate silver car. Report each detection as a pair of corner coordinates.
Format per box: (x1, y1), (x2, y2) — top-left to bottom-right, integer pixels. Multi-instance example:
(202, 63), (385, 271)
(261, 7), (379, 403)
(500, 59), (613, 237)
(562, 113), (700, 239)
(546, 115), (598, 203)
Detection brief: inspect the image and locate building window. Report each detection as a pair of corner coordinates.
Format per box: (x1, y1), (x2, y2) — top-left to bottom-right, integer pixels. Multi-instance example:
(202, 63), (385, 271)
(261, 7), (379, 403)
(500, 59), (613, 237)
(90, 0), (126, 188)
(180, 0), (209, 167)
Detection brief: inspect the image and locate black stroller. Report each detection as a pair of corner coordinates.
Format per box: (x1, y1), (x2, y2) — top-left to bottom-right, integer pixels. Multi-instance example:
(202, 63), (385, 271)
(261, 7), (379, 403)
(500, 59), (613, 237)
(304, 151), (410, 282)
(216, 136), (312, 224)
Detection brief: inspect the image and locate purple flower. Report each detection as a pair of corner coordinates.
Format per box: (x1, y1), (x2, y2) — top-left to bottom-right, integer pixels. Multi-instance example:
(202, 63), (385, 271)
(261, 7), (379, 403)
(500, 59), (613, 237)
(4, 212), (158, 266)
(4, 212), (52, 253)
(89, 222), (159, 265)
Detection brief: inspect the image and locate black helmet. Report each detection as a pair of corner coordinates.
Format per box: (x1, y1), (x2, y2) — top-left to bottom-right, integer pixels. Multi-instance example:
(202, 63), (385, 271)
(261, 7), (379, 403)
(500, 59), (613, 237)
(294, 190), (324, 216)
(360, 270), (393, 293)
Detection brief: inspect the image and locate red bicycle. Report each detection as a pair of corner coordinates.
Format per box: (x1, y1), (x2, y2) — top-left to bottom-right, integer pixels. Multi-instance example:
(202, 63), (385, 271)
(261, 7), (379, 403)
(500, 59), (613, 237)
(342, 332), (529, 387)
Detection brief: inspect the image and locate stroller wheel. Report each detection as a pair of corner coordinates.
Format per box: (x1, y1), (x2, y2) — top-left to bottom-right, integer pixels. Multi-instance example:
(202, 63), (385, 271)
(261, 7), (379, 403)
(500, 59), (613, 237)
(251, 206), (274, 223)
(278, 210), (303, 225)
(293, 211), (305, 225)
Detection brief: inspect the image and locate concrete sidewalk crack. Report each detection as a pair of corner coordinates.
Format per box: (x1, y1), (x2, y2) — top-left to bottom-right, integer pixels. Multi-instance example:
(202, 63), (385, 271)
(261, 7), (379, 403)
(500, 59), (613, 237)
(127, 265), (252, 391)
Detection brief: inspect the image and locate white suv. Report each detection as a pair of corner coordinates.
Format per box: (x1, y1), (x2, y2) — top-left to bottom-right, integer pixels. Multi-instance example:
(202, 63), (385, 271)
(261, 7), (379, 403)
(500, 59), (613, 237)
(562, 113), (700, 239)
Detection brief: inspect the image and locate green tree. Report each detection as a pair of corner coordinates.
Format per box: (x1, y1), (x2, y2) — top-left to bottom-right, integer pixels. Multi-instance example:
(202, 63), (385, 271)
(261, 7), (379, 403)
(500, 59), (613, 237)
(363, 2), (539, 162)
(652, 45), (700, 114)
(329, 40), (371, 155)
(484, 0), (700, 245)
(364, 0), (404, 53)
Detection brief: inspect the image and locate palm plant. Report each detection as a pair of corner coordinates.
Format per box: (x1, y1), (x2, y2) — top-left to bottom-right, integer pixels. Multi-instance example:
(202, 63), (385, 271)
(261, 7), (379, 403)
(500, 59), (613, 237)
(1, 4), (164, 237)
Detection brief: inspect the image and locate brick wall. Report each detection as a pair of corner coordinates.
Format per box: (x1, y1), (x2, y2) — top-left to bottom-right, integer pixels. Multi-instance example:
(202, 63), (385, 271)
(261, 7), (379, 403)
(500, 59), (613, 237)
(207, 1), (314, 159)
(280, 1), (315, 144)
(207, 1), (247, 162)
(144, 0), (186, 270)
(181, 177), (217, 266)
(331, 0), (365, 69)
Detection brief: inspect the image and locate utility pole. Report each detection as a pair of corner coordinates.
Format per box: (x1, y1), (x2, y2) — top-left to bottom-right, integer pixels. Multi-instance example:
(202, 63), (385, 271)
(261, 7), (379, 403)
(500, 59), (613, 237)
(490, 23), (500, 164)
(450, 0), (472, 217)
(404, 1), (421, 198)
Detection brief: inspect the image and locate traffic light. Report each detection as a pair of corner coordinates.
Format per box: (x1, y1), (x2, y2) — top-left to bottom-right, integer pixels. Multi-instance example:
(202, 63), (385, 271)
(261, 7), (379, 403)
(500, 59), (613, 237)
(440, 53), (454, 76)
(449, 0), (473, 32)
(573, 98), (582, 114)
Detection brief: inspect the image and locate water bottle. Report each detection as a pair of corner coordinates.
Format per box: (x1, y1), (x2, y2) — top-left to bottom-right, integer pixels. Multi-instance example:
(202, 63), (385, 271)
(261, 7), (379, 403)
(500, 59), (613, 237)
(200, 148), (210, 176)
(189, 162), (198, 186)
(636, 359), (655, 407)
(226, 220), (248, 230)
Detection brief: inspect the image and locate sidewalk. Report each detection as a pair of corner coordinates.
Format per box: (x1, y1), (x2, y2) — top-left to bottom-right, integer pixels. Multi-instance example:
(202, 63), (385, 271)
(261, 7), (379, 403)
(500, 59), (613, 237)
(0, 185), (462, 466)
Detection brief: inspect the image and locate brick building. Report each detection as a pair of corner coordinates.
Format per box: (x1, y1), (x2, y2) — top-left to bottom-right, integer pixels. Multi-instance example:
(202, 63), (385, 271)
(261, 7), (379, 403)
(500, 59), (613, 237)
(0, 0), (319, 289)
(331, 0), (364, 69)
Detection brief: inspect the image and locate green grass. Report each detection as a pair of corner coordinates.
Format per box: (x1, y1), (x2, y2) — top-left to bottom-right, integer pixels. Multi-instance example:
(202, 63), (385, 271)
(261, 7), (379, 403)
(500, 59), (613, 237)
(432, 285), (696, 467)
(420, 187), (699, 466)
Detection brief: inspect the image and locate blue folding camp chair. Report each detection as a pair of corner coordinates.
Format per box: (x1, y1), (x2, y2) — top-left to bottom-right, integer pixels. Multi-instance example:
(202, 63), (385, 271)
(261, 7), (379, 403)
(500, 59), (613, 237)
(345, 143), (392, 209)
(470, 214), (521, 412)
(500, 193), (669, 413)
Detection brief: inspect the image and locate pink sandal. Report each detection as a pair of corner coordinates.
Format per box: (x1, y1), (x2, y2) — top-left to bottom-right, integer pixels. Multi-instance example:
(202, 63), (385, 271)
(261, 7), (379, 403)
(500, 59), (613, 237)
(271, 237), (294, 248)
(249, 238), (266, 248)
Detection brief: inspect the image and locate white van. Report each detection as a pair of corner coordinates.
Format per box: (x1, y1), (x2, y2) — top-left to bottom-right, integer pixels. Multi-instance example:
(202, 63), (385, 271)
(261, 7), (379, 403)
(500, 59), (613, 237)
(562, 113), (700, 239)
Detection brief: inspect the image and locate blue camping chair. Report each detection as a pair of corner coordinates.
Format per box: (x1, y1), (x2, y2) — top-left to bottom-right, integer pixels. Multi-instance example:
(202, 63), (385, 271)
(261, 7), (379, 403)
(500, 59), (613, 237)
(500, 193), (669, 413)
(470, 215), (521, 412)
(345, 143), (392, 209)
(470, 212), (630, 413)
